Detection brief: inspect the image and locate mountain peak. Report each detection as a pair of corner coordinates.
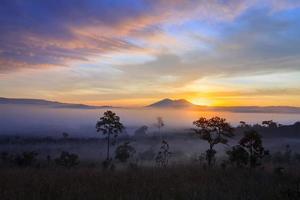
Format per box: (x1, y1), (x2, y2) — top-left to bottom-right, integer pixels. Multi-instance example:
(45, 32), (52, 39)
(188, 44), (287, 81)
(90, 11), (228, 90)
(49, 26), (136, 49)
(158, 98), (173, 103)
(147, 98), (194, 108)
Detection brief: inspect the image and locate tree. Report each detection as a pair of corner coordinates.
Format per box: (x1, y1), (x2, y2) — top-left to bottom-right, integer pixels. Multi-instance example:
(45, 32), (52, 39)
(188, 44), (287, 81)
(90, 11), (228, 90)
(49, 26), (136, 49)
(193, 116), (234, 166)
(262, 120), (278, 128)
(62, 132), (69, 139)
(227, 145), (249, 167)
(239, 130), (269, 168)
(238, 121), (251, 129)
(55, 151), (79, 169)
(115, 142), (136, 163)
(155, 140), (171, 168)
(156, 117), (164, 141)
(96, 110), (124, 161)
(14, 151), (39, 167)
(1, 151), (38, 167)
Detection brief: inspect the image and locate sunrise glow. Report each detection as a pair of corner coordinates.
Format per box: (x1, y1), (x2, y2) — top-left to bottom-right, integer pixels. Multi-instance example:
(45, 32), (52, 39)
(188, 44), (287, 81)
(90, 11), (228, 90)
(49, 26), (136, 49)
(0, 1), (300, 107)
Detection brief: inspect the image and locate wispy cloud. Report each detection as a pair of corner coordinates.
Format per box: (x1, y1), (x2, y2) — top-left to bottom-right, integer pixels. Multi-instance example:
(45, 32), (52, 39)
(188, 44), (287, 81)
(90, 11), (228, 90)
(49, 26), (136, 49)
(2, 0), (297, 72)
(0, 0), (300, 106)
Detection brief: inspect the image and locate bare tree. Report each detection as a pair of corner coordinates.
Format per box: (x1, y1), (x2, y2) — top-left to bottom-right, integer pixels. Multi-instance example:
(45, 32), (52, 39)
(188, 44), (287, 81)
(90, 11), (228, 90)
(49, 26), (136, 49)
(96, 110), (124, 161)
(155, 140), (171, 168)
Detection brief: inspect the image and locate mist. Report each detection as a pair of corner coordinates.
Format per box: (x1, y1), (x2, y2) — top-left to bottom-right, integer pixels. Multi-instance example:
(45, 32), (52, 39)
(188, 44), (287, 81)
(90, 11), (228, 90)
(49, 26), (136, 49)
(1, 104), (300, 137)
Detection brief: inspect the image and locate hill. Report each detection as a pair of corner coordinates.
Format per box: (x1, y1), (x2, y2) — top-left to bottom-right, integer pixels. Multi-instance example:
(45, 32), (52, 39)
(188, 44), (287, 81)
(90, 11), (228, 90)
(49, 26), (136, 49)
(147, 98), (300, 113)
(0, 97), (111, 109)
(147, 98), (195, 108)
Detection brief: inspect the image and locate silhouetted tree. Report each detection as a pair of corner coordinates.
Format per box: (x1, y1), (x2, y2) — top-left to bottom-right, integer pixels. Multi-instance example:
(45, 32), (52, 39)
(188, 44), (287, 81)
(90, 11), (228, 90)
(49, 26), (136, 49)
(115, 142), (136, 163)
(155, 140), (171, 168)
(238, 121), (251, 129)
(13, 151), (39, 167)
(96, 110), (124, 161)
(55, 151), (79, 169)
(239, 130), (269, 169)
(262, 120), (278, 128)
(193, 116), (234, 166)
(62, 132), (69, 139)
(156, 117), (164, 140)
(227, 145), (249, 167)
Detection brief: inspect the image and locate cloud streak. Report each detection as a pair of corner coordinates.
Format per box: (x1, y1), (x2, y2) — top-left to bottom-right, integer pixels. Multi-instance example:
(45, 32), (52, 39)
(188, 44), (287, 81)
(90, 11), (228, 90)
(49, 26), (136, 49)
(2, 0), (299, 72)
(0, 0), (300, 106)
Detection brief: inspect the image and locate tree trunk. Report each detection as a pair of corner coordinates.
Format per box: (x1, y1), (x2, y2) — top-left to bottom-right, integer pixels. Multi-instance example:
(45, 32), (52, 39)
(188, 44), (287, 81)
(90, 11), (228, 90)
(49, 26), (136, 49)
(106, 133), (110, 160)
(159, 127), (163, 142)
(250, 141), (253, 169)
(207, 144), (213, 167)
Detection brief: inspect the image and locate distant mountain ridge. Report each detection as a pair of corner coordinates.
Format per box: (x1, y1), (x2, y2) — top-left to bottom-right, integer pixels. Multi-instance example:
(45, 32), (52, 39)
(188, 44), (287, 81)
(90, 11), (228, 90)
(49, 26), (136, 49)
(148, 98), (300, 113)
(147, 98), (194, 108)
(1, 97), (300, 114)
(0, 97), (112, 109)
(210, 106), (300, 114)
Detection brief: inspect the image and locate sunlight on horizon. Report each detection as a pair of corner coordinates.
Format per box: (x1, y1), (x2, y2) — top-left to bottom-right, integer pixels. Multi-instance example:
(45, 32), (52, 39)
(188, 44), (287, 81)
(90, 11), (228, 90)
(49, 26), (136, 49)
(188, 98), (213, 106)
(0, 2), (300, 198)
(0, 0), (300, 107)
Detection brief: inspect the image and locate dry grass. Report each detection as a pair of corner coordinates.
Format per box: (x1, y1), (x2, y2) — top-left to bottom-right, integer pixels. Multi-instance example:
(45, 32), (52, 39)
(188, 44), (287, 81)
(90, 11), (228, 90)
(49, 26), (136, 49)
(0, 165), (299, 200)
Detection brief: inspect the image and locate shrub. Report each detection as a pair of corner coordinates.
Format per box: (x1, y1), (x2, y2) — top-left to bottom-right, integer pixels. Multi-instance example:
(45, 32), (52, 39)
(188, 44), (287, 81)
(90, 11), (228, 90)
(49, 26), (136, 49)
(115, 142), (136, 163)
(227, 145), (249, 167)
(13, 151), (38, 167)
(55, 151), (79, 169)
(155, 140), (171, 168)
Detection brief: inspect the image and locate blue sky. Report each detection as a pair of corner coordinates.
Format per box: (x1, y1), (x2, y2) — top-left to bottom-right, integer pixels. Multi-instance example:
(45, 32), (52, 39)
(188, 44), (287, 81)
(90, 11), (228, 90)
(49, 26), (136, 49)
(0, 0), (300, 106)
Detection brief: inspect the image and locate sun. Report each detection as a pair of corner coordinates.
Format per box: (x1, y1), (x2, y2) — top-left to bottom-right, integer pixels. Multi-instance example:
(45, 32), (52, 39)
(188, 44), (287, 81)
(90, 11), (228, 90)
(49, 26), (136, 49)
(189, 98), (213, 106)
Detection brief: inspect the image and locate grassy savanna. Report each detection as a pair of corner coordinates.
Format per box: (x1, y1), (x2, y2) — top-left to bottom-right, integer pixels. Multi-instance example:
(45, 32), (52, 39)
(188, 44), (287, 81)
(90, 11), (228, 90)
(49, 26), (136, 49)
(0, 165), (300, 200)
(1, 1), (300, 199)
(1, 112), (300, 200)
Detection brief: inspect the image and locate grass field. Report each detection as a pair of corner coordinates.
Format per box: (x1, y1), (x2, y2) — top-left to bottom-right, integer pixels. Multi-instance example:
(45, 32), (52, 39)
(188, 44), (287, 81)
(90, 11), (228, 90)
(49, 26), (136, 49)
(0, 164), (300, 200)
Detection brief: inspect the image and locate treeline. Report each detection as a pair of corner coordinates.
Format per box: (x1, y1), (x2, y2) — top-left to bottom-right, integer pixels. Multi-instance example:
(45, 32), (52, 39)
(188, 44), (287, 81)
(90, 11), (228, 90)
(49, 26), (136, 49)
(93, 111), (300, 170)
(235, 120), (300, 137)
(1, 120), (299, 145)
(0, 151), (80, 169)
(0, 136), (102, 145)
(1, 111), (300, 172)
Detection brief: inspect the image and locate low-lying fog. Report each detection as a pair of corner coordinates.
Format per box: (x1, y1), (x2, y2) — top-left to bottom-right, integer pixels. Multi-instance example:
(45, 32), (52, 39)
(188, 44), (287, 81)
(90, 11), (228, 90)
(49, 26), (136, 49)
(1, 104), (300, 163)
(1, 104), (300, 137)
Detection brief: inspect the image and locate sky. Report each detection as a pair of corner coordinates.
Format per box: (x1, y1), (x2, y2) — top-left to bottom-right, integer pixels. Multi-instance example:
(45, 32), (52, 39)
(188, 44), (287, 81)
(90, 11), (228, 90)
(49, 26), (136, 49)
(0, 0), (300, 107)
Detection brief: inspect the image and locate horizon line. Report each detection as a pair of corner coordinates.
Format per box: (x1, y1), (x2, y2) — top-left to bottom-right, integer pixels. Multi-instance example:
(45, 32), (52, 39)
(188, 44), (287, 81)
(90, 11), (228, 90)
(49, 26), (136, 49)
(1, 96), (300, 109)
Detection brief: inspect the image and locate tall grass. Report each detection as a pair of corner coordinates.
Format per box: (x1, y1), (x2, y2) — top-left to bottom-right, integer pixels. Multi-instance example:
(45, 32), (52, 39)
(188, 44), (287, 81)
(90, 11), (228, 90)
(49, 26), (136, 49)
(0, 165), (299, 200)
